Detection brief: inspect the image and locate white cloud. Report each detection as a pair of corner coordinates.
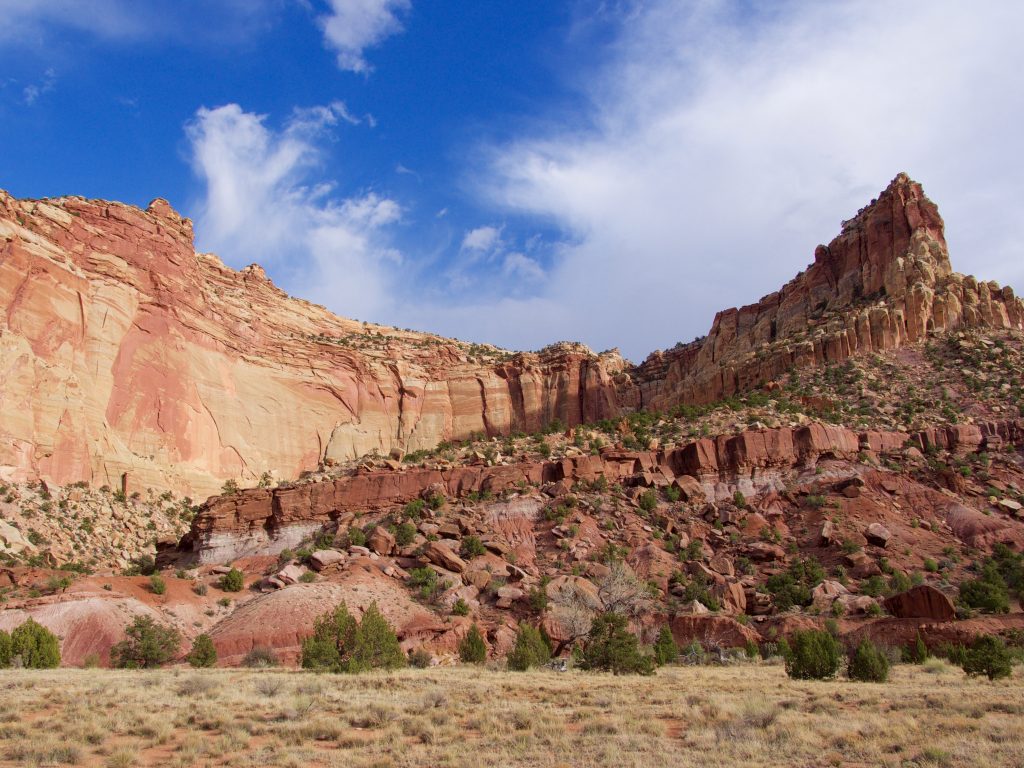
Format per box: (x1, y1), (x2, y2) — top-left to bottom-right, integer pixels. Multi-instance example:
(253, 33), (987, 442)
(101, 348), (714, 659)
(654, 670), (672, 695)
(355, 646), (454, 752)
(186, 102), (401, 321)
(319, 0), (411, 73)
(22, 66), (55, 105)
(460, 225), (502, 253)
(468, 0), (1024, 360)
(503, 252), (545, 282)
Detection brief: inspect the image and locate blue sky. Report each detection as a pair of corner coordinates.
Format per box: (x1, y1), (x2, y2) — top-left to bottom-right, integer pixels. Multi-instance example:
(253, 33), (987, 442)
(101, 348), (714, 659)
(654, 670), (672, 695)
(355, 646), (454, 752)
(2, 1), (1023, 361)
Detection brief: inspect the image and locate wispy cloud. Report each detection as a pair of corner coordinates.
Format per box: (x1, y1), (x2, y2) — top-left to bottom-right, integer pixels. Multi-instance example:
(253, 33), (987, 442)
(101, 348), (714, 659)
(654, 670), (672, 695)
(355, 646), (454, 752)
(468, 0), (1024, 358)
(460, 225), (502, 253)
(319, 0), (411, 74)
(21, 66), (55, 105)
(186, 102), (402, 321)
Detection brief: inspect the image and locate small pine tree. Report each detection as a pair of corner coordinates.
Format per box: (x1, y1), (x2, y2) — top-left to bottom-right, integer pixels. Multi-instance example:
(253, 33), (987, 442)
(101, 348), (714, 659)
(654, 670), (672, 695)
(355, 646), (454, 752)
(220, 568), (244, 592)
(653, 625), (679, 666)
(10, 618), (61, 669)
(0, 629), (12, 668)
(912, 632), (929, 664)
(459, 623), (487, 664)
(848, 639), (889, 682)
(576, 612), (655, 675)
(111, 615), (181, 669)
(507, 624), (551, 671)
(351, 602), (406, 672)
(186, 634), (217, 668)
(302, 602), (358, 671)
(960, 634), (1013, 681)
(784, 629), (841, 680)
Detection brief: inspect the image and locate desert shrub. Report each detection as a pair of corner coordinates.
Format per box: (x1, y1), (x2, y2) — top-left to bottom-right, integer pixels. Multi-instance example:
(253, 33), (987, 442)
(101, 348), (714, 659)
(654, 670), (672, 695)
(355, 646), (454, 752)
(243, 646), (278, 668)
(149, 574), (167, 595)
(403, 499), (426, 519)
(861, 575), (887, 598)
(395, 522), (417, 547)
(576, 612), (654, 675)
(677, 571), (720, 611)
(408, 647), (432, 668)
(459, 624), (488, 664)
(351, 603), (406, 672)
(960, 635), (1013, 681)
(507, 624), (551, 671)
(186, 634), (217, 668)
(301, 601), (404, 672)
(428, 493), (445, 510)
(959, 563), (1010, 613)
(219, 568), (244, 592)
(784, 629), (841, 680)
(124, 554), (157, 576)
(766, 557), (825, 611)
(908, 632), (929, 664)
(664, 485), (681, 503)
(653, 625), (679, 666)
(848, 639), (889, 682)
(10, 619), (61, 668)
(193, 582), (208, 596)
(0, 629), (11, 667)
(451, 598), (470, 616)
(638, 490), (658, 512)
(111, 616), (180, 669)
(346, 527), (367, 548)
(460, 536), (486, 559)
(299, 571), (317, 583)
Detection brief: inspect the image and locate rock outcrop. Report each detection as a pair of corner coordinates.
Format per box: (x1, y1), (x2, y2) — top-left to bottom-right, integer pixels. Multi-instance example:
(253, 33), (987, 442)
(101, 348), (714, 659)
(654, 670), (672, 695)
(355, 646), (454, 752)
(634, 174), (1024, 408)
(180, 417), (1024, 563)
(2, 173), (1020, 499)
(0, 192), (626, 497)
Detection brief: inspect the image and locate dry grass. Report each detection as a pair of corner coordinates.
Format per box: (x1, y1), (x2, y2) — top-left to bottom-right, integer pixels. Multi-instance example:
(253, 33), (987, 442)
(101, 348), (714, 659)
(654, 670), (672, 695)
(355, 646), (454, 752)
(0, 663), (1021, 767)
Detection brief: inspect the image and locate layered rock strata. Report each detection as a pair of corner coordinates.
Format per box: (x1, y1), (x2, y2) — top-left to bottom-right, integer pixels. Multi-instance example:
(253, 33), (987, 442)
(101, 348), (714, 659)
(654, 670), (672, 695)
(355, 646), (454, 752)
(634, 174), (1024, 408)
(0, 193), (625, 497)
(181, 418), (1024, 563)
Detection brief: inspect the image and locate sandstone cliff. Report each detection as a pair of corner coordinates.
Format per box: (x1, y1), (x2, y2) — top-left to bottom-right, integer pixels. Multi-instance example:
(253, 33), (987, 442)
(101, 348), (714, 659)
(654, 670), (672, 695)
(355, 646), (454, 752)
(2, 173), (1021, 498)
(0, 194), (626, 497)
(633, 174), (1024, 408)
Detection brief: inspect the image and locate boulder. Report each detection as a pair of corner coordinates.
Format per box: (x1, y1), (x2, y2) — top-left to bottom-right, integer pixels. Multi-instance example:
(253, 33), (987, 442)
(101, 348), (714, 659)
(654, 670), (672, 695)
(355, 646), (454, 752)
(424, 541), (468, 573)
(309, 549), (345, 571)
(276, 563), (306, 585)
(369, 526), (396, 556)
(864, 523), (891, 548)
(883, 585), (956, 621)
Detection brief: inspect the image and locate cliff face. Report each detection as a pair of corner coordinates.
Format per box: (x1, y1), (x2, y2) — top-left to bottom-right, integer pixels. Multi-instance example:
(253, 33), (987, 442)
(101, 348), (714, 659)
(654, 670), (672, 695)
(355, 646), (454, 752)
(2, 173), (1021, 499)
(634, 174), (1024, 408)
(0, 193), (626, 497)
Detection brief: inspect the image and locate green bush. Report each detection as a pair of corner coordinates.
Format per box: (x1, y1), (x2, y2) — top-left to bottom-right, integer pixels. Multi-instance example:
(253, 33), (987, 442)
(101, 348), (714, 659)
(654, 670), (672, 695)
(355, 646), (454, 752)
(186, 634), (217, 668)
(149, 574), (167, 595)
(459, 624), (487, 664)
(10, 618), (61, 668)
(219, 568), (244, 592)
(395, 522), (417, 547)
(638, 490), (658, 512)
(766, 557), (825, 611)
(960, 635), (1013, 681)
(653, 625), (679, 666)
(243, 646), (278, 668)
(111, 616), (181, 669)
(301, 601), (405, 673)
(0, 629), (12, 667)
(408, 647), (432, 668)
(848, 639), (889, 682)
(403, 499), (426, 519)
(507, 624), (551, 671)
(347, 527), (367, 548)
(451, 598), (470, 616)
(959, 564), (1010, 613)
(909, 632), (929, 664)
(460, 536), (486, 559)
(784, 629), (841, 680)
(576, 612), (654, 675)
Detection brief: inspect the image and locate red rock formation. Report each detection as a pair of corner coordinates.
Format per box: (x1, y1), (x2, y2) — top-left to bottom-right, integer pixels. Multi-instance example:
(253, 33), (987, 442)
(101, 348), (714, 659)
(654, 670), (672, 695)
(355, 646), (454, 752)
(0, 193), (626, 497)
(184, 418), (1023, 563)
(883, 585), (956, 621)
(634, 174), (1024, 407)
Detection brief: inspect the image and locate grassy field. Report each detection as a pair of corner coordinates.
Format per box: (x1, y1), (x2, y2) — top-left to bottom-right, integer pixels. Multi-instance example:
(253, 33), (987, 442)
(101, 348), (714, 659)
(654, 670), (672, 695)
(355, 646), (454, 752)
(0, 661), (1021, 768)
